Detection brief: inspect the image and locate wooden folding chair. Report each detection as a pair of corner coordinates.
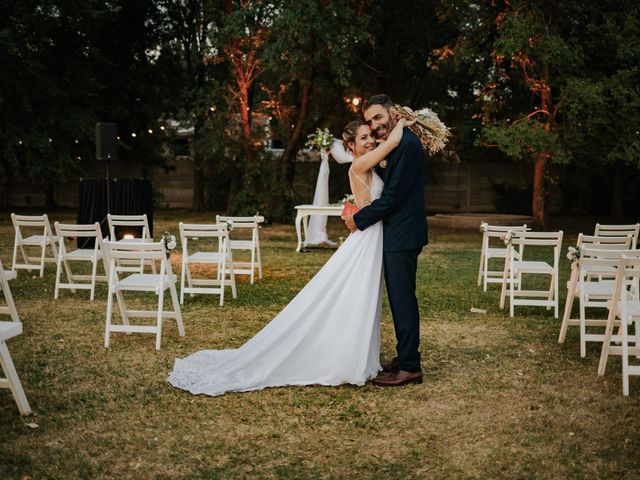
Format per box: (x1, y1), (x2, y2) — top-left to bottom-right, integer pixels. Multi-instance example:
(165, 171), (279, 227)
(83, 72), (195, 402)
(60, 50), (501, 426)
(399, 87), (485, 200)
(500, 231), (563, 318)
(104, 241), (184, 350)
(11, 213), (59, 277)
(594, 223), (640, 249)
(216, 215), (264, 284)
(558, 234), (633, 347)
(478, 224), (528, 291)
(597, 251), (640, 395)
(179, 223), (237, 306)
(107, 214), (156, 274)
(0, 258), (31, 415)
(54, 222), (106, 300)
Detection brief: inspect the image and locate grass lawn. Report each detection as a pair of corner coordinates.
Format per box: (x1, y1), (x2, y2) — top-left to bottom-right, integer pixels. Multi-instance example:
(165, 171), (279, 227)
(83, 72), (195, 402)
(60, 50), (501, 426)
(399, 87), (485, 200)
(1, 210), (640, 479)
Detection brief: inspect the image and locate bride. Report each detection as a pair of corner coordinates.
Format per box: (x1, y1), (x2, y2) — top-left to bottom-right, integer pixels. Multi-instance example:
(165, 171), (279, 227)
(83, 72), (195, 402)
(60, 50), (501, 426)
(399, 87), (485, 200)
(168, 118), (412, 396)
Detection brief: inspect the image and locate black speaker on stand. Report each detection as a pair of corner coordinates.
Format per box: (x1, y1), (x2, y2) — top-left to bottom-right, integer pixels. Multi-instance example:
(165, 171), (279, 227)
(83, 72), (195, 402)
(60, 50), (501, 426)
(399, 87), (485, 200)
(96, 122), (118, 215)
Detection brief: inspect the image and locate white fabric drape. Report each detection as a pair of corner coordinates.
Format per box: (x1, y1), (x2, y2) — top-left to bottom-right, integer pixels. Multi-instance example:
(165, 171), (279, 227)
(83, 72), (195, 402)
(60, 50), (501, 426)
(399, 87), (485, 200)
(305, 140), (353, 246)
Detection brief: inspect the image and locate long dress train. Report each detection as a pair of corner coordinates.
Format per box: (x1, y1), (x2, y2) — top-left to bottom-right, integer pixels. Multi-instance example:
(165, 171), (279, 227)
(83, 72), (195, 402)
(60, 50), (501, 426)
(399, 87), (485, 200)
(167, 171), (384, 396)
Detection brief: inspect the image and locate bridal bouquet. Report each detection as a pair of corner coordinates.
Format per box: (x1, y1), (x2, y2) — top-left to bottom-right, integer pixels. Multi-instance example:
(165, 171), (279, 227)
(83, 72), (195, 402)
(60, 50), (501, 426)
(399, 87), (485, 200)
(338, 193), (359, 218)
(391, 104), (451, 154)
(306, 128), (335, 151)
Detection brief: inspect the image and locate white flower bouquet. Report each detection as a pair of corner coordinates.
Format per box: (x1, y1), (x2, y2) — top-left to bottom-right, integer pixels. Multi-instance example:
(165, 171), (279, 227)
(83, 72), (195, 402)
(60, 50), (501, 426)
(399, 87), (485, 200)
(500, 230), (514, 246)
(338, 194), (356, 206)
(306, 128), (335, 151)
(391, 104), (451, 154)
(567, 246), (581, 262)
(162, 231), (177, 252)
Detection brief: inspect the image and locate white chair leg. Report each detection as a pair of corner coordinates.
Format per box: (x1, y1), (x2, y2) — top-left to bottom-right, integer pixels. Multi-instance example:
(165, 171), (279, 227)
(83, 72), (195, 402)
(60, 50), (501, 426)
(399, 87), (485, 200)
(579, 292), (587, 358)
(180, 259), (186, 305)
(90, 259), (98, 301)
(155, 288), (165, 350)
(250, 247), (255, 285)
(39, 242), (46, 277)
(483, 254), (489, 292)
(0, 341), (32, 415)
(105, 287), (114, 348)
(622, 320), (629, 396)
(598, 308), (617, 376)
(559, 271), (577, 343)
(509, 268), (515, 318)
(256, 240), (263, 279)
(169, 283), (185, 337)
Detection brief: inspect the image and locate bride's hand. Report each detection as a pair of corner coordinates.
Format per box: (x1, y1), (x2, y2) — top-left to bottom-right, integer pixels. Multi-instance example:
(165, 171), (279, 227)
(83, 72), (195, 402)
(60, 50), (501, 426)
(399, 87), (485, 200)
(388, 118), (409, 146)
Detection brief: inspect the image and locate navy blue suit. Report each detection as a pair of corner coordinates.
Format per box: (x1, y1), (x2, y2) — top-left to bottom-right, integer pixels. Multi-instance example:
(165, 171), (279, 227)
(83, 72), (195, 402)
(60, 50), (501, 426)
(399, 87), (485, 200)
(354, 128), (427, 372)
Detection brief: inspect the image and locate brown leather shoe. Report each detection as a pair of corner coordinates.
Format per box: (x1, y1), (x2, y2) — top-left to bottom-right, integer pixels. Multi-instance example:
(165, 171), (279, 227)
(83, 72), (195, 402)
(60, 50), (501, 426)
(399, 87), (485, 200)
(381, 357), (400, 373)
(372, 370), (423, 387)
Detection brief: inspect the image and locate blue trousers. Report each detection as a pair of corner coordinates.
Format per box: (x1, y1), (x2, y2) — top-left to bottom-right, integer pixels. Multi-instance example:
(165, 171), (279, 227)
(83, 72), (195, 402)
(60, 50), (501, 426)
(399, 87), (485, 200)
(383, 249), (422, 372)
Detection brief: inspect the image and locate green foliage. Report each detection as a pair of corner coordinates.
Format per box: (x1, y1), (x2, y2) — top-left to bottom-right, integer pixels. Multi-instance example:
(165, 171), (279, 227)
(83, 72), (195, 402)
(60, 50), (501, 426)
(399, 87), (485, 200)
(481, 118), (571, 164)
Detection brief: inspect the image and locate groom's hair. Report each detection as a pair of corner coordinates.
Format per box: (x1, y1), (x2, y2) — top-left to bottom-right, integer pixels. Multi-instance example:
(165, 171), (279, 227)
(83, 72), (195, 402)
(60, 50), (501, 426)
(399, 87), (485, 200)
(363, 94), (393, 113)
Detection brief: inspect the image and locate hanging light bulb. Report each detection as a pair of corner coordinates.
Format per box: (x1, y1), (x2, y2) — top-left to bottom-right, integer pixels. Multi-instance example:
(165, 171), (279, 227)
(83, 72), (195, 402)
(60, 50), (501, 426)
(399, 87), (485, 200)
(131, 133), (137, 138)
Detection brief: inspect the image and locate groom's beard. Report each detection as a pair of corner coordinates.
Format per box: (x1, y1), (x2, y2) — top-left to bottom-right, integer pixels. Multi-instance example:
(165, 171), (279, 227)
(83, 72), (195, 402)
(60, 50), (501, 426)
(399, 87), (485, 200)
(373, 117), (396, 140)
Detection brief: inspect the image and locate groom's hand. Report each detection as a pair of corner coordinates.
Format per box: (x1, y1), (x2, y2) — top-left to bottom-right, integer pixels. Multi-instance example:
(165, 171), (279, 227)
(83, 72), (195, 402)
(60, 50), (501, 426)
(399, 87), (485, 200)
(343, 213), (357, 233)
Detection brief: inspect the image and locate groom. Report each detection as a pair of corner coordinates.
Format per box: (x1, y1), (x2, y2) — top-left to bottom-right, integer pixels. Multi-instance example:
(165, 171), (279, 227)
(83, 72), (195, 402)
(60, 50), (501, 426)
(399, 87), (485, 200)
(344, 94), (428, 387)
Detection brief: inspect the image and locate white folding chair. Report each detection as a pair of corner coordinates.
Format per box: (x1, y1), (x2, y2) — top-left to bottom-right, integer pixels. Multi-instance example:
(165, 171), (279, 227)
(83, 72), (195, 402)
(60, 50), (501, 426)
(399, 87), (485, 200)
(559, 234), (633, 348)
(11, 213), (59, 277)
(179, 223), (237, 306)
(561, 245), (634, 357)
(594, 223), (640, 249)
(478, 224), (529, 291)
(216, 215), (264, 284)
(500, 231), (563, 318)
(54, 222), (106, 301)
(107, 214), (156, 274)
(0, 258), (31, 415)
(597, 251), (640, 395)
(104, 241), (184, 350)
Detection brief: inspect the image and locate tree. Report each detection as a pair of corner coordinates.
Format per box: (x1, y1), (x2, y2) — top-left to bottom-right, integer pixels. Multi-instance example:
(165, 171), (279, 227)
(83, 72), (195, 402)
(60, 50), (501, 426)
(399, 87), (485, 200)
(260, 0), (369, 217)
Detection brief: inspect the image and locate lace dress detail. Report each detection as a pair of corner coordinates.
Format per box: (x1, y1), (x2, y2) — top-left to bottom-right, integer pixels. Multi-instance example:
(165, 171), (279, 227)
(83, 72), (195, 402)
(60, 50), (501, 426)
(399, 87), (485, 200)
(168, 171), (385, 396)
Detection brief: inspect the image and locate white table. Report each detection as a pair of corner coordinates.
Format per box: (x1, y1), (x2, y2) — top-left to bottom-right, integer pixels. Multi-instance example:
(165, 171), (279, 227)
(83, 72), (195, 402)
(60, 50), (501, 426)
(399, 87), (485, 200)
(294, 205), (343, 252)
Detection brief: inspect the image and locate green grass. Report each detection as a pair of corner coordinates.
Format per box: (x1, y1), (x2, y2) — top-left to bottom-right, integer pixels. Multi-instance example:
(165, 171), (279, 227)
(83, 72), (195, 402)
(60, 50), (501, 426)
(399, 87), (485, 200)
(1, 211), (640, 479)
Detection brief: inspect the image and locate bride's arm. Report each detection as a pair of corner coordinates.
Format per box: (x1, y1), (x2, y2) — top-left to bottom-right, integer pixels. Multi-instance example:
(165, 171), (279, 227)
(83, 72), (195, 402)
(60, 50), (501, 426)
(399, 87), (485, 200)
(350, 118), (411, 174)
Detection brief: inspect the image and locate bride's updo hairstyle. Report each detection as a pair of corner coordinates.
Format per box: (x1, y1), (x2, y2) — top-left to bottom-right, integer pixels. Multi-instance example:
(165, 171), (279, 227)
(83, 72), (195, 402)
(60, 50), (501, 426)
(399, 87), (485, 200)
(342, 119), (368, 153)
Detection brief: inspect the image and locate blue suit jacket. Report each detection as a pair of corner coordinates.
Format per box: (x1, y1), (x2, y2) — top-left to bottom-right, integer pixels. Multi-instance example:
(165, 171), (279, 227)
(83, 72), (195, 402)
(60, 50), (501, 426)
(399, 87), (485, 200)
(353, 128), (428, 252)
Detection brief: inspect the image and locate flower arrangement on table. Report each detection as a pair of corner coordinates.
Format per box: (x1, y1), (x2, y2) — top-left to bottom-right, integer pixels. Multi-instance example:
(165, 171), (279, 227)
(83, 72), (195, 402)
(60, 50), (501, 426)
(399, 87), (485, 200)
(306, 128), (336, 151)
(162, 231), (177, 256)
(390, 104), (451, 154)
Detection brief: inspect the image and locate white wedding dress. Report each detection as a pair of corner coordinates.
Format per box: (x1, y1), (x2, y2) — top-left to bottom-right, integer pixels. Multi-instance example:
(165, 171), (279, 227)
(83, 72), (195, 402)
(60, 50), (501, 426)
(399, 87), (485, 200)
(168, 170), (384, 396)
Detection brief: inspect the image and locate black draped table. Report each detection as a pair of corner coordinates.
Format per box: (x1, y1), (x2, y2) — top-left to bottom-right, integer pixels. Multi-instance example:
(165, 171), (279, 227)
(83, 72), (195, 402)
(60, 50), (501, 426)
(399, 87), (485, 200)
(77, 178), (153, 247)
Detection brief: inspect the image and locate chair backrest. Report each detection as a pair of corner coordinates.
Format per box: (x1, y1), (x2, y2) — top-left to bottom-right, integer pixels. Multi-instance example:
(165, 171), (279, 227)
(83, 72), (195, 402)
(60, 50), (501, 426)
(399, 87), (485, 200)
(511, 230), (564, 265)
(482, 224), (528, 238)
(105, 240), (169, 279)
(107, 214), (151, 241)
(610, 251), (640, 307)
(577, 233), (633, 250)
(179, 223), (229, 255)
(579, 246), (631, 276)
(11, 213), (54, 239)
(216, 215), (264, 239)
(594, 224), (640, 249)
(55, 222), (102, 253)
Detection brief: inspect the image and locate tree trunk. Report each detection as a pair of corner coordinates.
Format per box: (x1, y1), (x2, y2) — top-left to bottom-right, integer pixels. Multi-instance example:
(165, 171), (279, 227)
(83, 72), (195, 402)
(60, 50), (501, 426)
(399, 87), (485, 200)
(532, 155), (547, 228)
(610, 162), (625, 218)
(279, 80), (313, 187)
(227, 164), (241, 212)
(192, 152), (205, 211)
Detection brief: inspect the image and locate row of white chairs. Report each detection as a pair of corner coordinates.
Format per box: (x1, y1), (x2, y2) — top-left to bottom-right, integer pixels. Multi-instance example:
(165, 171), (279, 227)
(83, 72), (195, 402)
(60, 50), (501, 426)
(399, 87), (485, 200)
(2, 213), (266, 414)
(479, 222), (640, 395)
(9, 213), (264, 302)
